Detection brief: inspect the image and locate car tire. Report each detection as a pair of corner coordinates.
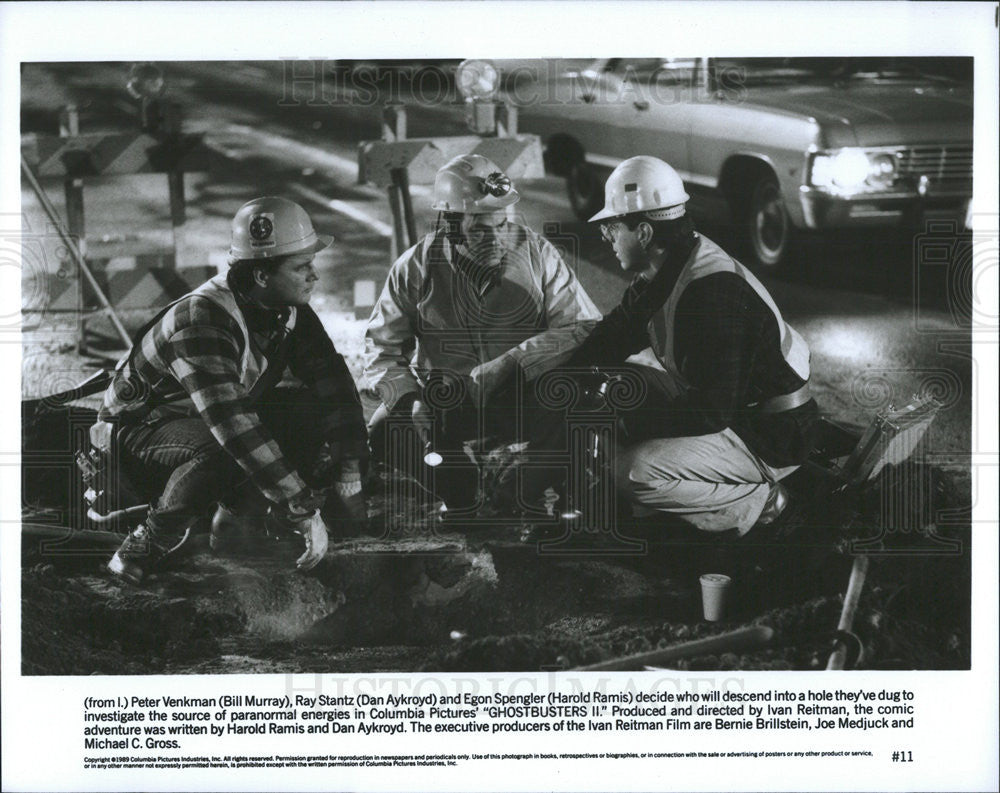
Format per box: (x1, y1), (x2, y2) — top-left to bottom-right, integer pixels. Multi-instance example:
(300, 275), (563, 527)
(566, 161), (604, 221)
(745, 176), (794, 272)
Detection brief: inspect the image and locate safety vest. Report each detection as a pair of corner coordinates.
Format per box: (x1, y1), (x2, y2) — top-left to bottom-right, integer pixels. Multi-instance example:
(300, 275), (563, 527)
(181, 274), (298, 392)
(104, 274), (297, 420)
(648, 236), (810, 391)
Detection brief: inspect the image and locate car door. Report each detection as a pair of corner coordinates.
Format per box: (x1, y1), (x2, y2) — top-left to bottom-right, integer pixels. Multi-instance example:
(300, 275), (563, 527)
(515, 59), (637, 164)
(564, 60), (653, 165)
(626, 58), (699, 179)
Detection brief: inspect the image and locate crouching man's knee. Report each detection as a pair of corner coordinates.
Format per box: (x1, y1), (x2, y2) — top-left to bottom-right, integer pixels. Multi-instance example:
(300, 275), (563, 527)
(613, 441), (683, 502)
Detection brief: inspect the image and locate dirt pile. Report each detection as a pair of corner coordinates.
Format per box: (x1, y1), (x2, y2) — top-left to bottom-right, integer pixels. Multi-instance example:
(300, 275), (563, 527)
(19, 432), (971, 675)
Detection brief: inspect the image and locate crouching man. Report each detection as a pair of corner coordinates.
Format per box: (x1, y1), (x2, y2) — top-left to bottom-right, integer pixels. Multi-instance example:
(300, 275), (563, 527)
(364, 154), (601, 515)
(99, 197), (367, 584)
(567, 156), (819, 536)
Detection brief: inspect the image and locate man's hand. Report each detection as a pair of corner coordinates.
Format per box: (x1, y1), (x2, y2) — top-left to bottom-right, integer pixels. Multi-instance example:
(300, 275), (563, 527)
(468, 353), (517, 404)
(294, 512), (329, 571)
(285, 488), (326, 518)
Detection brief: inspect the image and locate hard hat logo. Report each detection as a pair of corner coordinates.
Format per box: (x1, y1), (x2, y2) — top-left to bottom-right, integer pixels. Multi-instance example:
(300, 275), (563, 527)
(481, 172), (512, 198)
(229, 197), (333, 260)
(624, 183), (641, 213)
(249, 215), (275, 245)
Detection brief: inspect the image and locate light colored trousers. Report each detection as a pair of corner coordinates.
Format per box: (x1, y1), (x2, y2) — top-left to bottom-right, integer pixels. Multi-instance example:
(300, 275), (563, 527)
(614, 426), (798, 534)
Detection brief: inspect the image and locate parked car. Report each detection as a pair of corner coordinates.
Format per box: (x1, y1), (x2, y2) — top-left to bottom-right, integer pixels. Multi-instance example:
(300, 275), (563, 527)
(513, 57), (973, 270)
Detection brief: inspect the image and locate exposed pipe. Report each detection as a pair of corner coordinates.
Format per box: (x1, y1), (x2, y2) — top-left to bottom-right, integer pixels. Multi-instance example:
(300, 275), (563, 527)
(87, 504), (148, 525)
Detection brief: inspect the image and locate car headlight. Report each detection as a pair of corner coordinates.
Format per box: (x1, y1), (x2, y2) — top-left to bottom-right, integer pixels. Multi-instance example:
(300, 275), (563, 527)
(456, 59), (500, 102)
(809, 149), (899, 193)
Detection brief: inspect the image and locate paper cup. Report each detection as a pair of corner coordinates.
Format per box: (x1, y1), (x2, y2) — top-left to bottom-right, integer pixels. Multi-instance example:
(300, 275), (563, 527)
(700, 573), (732, 621)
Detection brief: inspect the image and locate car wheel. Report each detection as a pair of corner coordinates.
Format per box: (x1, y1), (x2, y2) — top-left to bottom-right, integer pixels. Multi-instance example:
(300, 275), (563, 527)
(745, 176), (793, 271)
(566, 161), (604, 221)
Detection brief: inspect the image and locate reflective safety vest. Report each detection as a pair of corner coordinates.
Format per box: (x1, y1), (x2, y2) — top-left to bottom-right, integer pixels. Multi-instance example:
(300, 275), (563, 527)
(180, 274), (298, 393)
(648, 235), (810, 392)
(102, 274), (297, 422)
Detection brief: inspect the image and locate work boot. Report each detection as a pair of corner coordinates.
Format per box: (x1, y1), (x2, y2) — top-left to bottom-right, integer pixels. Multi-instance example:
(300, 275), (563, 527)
(743, 482), (802, 551)
(107, 523), (191, 585)
(755, 482), (790, 526)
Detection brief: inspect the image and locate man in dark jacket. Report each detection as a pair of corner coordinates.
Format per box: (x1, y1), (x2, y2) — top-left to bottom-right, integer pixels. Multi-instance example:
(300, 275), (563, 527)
(99, 197), (367, 583)
(567, 156), (818, 534)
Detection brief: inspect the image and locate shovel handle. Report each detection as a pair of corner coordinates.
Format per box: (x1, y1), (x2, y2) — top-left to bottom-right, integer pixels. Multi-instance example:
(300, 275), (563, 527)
(826, 555), (870, 670)
(576, 625), (775, 671)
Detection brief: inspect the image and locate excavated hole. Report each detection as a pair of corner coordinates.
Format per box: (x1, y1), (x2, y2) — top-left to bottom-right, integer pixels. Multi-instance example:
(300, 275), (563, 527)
(20, 462), (971, 674)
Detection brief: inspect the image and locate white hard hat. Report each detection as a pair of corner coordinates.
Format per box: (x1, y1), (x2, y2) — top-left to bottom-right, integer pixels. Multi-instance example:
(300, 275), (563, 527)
(589, 156), (689, 222)
(229, 196), (333, 260)
(431, 154), (520, 213)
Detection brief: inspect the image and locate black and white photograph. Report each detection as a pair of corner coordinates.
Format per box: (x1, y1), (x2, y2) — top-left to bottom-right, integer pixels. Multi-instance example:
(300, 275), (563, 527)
(2, 3), (997, 792)
(13, 54), (981, 673)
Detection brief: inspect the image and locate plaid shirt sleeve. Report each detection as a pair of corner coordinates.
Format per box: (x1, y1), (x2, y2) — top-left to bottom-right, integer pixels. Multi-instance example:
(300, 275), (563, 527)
(161, 301), (309, 505)
(285, 306), (368, 461)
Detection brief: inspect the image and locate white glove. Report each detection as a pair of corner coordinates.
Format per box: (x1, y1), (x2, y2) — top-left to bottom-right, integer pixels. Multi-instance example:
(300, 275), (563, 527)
(293, 511), (329, 571)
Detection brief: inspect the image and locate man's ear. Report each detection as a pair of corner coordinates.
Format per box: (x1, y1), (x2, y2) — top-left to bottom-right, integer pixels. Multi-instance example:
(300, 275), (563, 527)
(251, 265), (269, 288)
(637, 221), (653, 249)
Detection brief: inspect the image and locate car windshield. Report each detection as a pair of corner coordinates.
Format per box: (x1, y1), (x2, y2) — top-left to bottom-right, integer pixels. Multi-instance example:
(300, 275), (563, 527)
(710, 57), (972, 86)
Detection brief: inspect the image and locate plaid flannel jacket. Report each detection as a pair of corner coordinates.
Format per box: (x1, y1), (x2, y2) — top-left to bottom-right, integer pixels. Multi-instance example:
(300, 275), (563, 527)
(99, 275), (366, 504)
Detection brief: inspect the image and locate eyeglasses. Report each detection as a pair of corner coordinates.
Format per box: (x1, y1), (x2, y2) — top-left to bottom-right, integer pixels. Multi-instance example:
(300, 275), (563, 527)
(465, 218), (508, 244)
(600, 222), (623, 243)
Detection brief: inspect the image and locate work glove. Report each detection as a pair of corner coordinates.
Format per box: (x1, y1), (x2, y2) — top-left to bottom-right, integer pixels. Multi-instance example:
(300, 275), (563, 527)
(280, 489), (330, 571)
(290, 511), (329, 571)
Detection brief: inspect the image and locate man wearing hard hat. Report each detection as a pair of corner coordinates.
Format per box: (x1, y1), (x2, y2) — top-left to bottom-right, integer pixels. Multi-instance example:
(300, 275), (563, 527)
(566, 156), (818, 536)
(99, 197), (367, 584)
(364, 153), (601, 513)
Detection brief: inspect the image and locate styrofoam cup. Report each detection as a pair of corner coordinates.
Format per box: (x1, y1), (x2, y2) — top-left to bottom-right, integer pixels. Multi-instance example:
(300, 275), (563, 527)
(700, 573), (732, 621)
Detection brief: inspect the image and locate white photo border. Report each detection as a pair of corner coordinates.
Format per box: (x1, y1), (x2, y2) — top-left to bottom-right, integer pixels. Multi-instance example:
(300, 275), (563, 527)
(1, 2), (997, 792)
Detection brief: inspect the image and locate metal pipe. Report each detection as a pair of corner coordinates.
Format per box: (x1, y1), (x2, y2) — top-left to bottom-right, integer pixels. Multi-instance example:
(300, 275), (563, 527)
(20, 155), (132, 347)
(87, 504), (148, 525)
